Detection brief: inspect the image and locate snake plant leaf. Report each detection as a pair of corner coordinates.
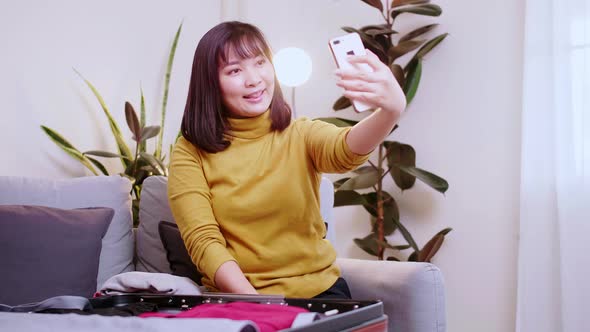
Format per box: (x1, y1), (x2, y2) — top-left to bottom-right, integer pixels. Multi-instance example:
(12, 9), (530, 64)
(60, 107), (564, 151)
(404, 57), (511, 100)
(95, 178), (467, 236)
(417, 233), (445, 262)
(403, 58), (422, 105)
(334, 190), (366, 207)
(333, 177), (351, 190)
(391, 0), (431, 8)
(392, 217), (419, 251)
(354, 233), (379, 256)
(316, 117), (359, 127)
(140, 126), (160, 143)
(140, 165), (163, 175)
(361, 0), (383, 12)
(392, 4), (442, 18)
(139, 88), (147, 153)
(414, 33), (448, 59)
(399, 23), (439, 43)
(390, 64), (405, 87)
(84, 150), (131, 159)
(156, 22), (183, 159)
(86, 156), (109, 175)
(139, 152), (166, 175)
(384, 141), (417, 190)
(333, 95), (352, 111)
(388, 39), (425, 61)
(40, 125), (98, 175)
(394, 165), (449, 194)
(386, 256), (401, 261)
(339, 170), (380, 191)
(74, 69), (133, 169)
(125, 102), (141, 142)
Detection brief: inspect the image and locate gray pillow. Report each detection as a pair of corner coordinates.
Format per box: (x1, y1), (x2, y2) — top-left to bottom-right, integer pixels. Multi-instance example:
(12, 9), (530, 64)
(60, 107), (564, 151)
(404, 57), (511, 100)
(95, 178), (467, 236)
(0, 205), (114, 305)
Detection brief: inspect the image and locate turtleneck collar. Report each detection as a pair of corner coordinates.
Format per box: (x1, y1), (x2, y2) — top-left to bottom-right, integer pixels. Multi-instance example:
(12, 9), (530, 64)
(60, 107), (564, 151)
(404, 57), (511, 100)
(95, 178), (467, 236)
(226, 109), (272, 139)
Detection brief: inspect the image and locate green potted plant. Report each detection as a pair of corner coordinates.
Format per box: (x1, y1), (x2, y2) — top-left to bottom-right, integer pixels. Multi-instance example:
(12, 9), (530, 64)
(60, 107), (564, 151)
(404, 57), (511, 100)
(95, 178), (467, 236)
(41, 23), (182, 226)
(319, 0), (451, 261)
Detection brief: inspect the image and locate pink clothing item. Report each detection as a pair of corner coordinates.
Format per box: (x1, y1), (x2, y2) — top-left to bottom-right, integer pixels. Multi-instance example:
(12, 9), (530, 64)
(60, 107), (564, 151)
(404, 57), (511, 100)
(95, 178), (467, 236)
(140, 301), (309, 332)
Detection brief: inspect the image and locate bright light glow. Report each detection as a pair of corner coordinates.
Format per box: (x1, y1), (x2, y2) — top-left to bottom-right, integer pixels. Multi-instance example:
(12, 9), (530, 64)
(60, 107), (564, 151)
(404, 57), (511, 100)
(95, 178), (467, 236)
(273, 47), (312, 87)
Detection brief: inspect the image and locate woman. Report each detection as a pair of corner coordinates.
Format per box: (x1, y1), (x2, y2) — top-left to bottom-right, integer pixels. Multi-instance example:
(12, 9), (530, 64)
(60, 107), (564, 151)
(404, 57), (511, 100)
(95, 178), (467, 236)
(168, 21), (406, 299)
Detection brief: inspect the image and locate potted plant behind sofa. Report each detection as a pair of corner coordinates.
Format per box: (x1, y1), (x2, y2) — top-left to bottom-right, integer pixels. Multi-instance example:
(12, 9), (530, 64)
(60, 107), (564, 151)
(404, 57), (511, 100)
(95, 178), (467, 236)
(319, 0), (451, 261)
(41, 23), (183, 227)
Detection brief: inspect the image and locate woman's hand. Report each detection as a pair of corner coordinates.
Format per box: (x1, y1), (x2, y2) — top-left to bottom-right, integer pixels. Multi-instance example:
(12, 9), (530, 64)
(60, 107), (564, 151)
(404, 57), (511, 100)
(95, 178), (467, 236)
(335, 49), (406, 115)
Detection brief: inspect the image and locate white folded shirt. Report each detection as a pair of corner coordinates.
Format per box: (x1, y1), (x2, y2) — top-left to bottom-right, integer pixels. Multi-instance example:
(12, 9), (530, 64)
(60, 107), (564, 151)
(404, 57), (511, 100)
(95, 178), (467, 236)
(99, 272), (202, 296)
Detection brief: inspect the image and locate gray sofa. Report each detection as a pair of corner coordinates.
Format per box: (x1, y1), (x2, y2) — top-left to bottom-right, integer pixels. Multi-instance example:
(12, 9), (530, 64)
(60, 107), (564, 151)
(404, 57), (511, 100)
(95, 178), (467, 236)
(0, 175), (446, 332)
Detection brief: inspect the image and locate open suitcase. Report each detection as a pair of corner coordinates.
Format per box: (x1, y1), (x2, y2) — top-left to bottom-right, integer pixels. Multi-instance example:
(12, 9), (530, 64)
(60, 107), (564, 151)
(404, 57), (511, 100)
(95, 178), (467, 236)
(89, 292), (388, 332)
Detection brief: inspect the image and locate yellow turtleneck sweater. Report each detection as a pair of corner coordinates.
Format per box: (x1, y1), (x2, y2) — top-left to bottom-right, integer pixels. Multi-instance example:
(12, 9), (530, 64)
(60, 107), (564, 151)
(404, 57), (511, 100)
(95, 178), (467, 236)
(167, 110), (370, 298)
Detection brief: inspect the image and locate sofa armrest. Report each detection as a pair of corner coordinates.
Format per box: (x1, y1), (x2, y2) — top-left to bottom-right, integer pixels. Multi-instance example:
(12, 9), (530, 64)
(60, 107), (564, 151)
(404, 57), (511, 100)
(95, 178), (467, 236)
(336, 258), (446, 332)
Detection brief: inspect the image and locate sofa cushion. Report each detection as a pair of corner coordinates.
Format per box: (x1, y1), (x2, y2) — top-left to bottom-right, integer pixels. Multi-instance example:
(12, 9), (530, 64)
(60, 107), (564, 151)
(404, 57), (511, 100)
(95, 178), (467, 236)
(159, 221), (203, 285)
(0, 205), (114, 305)
(0, 176), (134, 290)
(136, 176), (175, 273)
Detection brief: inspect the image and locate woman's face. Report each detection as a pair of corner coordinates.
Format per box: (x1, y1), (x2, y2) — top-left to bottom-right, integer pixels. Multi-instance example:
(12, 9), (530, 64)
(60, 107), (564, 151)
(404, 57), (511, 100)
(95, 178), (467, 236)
(218, 47), (276, 118)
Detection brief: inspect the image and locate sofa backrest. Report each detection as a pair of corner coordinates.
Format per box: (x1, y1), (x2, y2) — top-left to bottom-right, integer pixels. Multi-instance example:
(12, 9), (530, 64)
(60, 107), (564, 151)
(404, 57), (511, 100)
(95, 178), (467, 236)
(135, 176), (335, 274)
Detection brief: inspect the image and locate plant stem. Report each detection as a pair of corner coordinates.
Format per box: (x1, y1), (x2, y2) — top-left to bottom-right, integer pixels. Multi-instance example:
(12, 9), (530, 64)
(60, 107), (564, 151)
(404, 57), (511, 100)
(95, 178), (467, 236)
(377, 144), (385, 260)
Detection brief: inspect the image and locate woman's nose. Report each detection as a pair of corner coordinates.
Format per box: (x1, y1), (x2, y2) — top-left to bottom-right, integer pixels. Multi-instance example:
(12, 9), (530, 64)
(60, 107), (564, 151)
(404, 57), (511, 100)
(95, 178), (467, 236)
(244, 68), (262, 87)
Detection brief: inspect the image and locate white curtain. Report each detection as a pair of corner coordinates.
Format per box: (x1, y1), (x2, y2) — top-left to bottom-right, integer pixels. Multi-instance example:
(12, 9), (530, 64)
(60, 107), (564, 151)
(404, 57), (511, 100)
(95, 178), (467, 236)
(517, 0), (590, 331)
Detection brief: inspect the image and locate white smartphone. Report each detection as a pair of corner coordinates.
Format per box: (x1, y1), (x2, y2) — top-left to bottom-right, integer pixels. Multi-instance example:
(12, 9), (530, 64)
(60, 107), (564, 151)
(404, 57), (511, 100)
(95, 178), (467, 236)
(328, 32), (373, 112)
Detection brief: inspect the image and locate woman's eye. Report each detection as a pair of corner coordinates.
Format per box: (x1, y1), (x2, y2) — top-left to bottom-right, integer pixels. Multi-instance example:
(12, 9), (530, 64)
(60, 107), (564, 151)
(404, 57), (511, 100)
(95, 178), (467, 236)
(228, 68), (240, 75)
(257, 59), (266, 65)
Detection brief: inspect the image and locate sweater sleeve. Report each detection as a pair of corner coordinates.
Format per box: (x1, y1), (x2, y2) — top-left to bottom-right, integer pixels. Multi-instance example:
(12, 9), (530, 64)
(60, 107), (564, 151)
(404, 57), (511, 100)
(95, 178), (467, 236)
(297, 118), (372, 173)
(167, 138), (236, 283)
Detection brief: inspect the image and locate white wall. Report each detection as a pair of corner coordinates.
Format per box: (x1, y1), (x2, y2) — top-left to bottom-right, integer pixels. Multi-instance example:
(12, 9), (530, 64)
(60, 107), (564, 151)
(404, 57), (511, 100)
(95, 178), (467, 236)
(0, 1), (524, 331)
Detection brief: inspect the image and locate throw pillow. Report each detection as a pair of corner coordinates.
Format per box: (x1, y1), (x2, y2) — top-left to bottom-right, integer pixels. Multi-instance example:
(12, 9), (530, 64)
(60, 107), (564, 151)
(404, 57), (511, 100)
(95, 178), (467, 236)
(0, 205), (114, 305)
(158, 221), (203, 285)
(0, 176), (134, 290)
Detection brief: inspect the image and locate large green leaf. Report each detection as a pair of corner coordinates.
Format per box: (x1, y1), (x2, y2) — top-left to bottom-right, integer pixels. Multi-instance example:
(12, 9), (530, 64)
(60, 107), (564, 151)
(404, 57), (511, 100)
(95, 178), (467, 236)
(392, 4), (442, 18)
(399, 24), (439, 43)
(316, 117), (358, 127)
(40, 125), (98, 175)
(333, 177), (351, 190)
(334, 190), (366, 207)
(86, 156), (109, 175)
(139, 152), (166, 176)
(353, 233), (379, 256)
(417, 233), (444, 262)
(403, 59), (422, 105)
(353, 165), (377, 174)
(365, 27), (397, 37)
(140, 126), (160, 142)
(338, 170), (380, 191)
(390, 63), (405, 87)
(333, 95), (352, 111)
(388, 39), (425, 61)
(361, 0), (383, 12)
(74, 70), (132, 169)
(156, 22), (183, 159)
(394, 165), (449, 194)
(392, 217), (419, 251)
(125, 102), (141, 142)
(414, 33), (448, 59)
(384, 141), (417, 190)
(391, 0), (430, 8)
(375, 238), (411, 250)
